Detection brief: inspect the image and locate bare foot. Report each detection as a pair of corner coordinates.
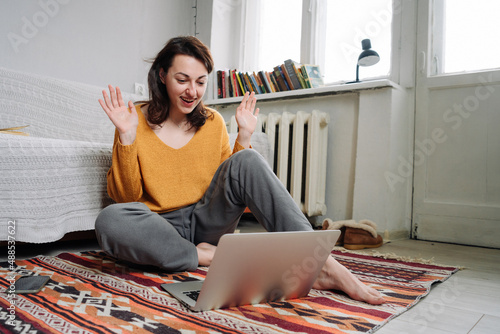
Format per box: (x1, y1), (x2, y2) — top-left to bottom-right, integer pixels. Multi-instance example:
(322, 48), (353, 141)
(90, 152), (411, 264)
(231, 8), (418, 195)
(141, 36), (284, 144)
(196, 242), (217, 266)
(312, 256), (386, 305)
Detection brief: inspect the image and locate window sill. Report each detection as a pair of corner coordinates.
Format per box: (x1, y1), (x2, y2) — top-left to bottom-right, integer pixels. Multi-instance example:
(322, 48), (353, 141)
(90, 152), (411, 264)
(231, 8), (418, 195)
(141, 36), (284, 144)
(205, 79), (401, 106)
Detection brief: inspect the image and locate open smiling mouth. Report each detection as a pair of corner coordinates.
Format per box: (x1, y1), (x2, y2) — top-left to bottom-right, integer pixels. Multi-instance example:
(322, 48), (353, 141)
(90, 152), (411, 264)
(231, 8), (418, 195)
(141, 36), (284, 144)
(181, 97), (195, 103)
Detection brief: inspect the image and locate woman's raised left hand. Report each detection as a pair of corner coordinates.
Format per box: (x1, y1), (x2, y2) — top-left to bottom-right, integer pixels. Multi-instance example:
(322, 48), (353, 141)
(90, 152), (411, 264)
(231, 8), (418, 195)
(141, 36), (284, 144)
(235, 91), (260, 148)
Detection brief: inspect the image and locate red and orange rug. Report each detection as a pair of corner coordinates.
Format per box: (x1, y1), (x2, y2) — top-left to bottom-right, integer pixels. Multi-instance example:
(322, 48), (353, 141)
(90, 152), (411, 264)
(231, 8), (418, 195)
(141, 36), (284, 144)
(0, 250), (458, 333)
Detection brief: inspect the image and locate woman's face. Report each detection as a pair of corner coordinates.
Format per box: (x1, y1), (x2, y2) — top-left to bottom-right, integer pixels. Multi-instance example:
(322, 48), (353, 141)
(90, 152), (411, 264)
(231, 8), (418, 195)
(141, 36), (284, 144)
(162, 54), (208, 117)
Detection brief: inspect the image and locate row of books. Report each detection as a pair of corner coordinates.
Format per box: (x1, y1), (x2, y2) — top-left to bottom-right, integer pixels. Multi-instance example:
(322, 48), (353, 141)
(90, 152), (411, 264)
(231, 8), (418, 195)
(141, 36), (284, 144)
(216, 59), (324, 99)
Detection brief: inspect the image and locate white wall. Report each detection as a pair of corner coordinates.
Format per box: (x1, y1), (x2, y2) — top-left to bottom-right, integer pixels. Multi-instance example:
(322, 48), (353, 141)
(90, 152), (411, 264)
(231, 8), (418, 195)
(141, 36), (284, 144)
(0, 0), (195, 92)
(353, 87), (413, 239)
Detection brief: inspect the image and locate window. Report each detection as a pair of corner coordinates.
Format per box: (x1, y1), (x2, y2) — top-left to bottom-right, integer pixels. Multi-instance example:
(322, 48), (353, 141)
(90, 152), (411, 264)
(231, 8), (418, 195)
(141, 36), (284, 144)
(255, 0), (392, 84)
(324, 0), (392, 83)
(258, 0), (302, 72)
(433, 0), (500, 74)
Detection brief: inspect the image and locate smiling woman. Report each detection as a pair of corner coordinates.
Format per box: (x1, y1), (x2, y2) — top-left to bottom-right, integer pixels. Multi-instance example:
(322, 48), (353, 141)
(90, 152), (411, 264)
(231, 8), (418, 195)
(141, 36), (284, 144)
(95, 35), (385, 306)
(96, 35), (262, 265)
(153, 55), (209, 149)
(160, 56), (208, 125)
(145, 36), (214, 130)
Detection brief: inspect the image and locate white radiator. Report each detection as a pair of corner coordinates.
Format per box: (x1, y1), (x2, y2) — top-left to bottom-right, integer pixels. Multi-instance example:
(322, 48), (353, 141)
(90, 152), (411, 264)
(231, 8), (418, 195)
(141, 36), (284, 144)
(228, 111), (329, 216)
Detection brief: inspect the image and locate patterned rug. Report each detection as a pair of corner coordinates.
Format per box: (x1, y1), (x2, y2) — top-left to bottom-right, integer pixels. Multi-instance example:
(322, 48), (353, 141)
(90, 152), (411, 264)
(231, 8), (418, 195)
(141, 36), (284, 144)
(0, 250), (458, 334)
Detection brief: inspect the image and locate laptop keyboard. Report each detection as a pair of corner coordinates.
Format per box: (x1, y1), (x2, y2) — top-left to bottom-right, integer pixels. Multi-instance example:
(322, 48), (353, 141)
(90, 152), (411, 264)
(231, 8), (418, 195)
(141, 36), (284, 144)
(183, 290), (200, 301)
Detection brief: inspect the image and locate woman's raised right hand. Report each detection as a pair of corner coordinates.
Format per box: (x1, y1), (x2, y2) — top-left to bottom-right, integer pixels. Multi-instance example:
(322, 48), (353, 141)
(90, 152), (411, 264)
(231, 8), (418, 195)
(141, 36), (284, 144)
(99, 85), (139, 145)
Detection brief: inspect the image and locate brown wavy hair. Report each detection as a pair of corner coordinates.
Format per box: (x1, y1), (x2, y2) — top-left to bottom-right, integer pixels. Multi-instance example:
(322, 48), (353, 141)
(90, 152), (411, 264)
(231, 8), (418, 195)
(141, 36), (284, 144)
(144, 36), (214, 129)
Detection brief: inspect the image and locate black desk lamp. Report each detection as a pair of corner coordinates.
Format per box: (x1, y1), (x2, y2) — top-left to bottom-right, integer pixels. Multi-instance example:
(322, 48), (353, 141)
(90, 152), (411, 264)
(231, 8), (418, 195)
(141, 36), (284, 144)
(347, 39), (380, 83)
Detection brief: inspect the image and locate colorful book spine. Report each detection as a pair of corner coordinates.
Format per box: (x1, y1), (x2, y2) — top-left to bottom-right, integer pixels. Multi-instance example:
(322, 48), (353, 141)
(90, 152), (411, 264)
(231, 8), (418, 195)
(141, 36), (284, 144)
(281, 64), (294, 90)
(243, 73), (254, 93)
(250, 74), (262, 94)
(235, 72), (245, 94)
(284, 59), (303, 89)
(258, 71), (272, 93)
(300, 66), (312, 88)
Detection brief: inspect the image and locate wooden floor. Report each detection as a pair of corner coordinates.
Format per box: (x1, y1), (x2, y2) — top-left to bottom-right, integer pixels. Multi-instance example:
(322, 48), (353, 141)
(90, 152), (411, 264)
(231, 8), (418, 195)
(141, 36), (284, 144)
(238, 219), (500, 333)
(2, 221), (499, 334)
(356, 238), (500, 334)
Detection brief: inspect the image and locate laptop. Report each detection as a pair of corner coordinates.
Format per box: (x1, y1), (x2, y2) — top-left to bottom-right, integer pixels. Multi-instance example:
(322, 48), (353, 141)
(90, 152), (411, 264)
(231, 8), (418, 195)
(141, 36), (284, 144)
(161, 230), (340, 311)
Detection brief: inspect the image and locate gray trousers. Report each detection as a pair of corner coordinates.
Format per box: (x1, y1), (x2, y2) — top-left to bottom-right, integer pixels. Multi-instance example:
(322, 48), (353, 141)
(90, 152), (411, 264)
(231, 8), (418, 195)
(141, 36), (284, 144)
(95, 149), (313, 272)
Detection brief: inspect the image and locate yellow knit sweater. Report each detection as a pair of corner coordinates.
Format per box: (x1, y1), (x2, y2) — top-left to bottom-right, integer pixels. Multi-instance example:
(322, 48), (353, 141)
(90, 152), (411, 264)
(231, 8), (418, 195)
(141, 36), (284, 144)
(106, 105), (245, 213)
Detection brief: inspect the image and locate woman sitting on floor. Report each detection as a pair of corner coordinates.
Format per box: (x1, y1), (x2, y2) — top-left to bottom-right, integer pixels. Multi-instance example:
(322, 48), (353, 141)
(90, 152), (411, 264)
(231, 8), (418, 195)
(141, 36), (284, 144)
(95, 35), (385, 305)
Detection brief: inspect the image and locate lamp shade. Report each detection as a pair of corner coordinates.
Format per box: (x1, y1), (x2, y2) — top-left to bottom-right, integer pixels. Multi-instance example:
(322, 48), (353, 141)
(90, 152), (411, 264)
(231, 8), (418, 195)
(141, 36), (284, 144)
(357, 39), (380, 66)
(358, 50), (380, 66)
